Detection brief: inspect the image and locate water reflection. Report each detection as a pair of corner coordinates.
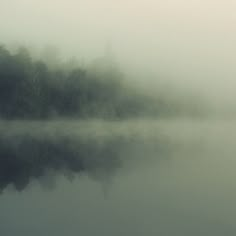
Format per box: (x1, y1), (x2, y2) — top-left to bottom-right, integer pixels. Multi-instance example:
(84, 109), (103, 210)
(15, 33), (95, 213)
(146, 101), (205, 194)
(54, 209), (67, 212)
(1, 120), (236, 236)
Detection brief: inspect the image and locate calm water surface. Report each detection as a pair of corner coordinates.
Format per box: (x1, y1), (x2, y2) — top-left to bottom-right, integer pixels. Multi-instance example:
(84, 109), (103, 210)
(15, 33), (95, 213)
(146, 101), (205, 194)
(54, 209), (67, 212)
(0, 119), (236, 236)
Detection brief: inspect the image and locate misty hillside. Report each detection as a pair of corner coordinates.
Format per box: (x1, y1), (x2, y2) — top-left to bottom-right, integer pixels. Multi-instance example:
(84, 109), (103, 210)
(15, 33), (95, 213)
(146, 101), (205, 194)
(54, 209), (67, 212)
(0, 45), (202, 119)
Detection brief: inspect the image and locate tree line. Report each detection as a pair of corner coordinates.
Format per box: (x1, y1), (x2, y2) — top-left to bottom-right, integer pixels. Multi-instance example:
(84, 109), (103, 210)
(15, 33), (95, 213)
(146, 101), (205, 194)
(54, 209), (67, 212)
(0, 45), (165, 119)
(0, 45), (205, 119)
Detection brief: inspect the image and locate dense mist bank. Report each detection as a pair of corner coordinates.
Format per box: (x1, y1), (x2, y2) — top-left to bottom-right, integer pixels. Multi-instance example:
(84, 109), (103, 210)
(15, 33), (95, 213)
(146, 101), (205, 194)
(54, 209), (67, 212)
(0, 120), (168, 192)
(0, 45), (204, 119)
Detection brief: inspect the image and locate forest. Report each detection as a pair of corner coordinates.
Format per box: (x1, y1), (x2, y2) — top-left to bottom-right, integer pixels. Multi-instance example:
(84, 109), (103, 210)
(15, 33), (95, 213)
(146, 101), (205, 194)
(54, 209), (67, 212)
(0, 45), (200, 119)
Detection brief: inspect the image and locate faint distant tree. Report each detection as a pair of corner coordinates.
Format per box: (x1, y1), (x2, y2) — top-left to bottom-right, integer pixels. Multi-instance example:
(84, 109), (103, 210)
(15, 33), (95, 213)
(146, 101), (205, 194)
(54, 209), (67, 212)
(40, 45), (61, 69)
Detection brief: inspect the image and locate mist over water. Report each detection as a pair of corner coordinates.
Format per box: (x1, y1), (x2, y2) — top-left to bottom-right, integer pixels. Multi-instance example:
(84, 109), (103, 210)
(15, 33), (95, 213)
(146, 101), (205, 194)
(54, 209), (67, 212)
(1, 120), (236, 236)
(1, 0), (236, 235)
(0, 120), (170, 192)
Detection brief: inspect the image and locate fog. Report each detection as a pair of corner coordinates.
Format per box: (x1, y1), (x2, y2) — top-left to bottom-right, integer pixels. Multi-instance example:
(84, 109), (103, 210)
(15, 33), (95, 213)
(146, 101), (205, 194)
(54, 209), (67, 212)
(1, 0), (236, 108)
(1, 120), (236, 236)
(1, 1), (236, 235)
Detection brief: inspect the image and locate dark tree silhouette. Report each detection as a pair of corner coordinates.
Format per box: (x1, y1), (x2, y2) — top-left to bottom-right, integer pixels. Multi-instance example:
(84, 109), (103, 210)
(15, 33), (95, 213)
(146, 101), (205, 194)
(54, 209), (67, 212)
(0, 45), (198, 119)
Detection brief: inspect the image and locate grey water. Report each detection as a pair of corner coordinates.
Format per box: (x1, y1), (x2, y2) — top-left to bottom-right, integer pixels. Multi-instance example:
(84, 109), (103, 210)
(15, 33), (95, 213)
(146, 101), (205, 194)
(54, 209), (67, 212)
(1, 119), (236, 236)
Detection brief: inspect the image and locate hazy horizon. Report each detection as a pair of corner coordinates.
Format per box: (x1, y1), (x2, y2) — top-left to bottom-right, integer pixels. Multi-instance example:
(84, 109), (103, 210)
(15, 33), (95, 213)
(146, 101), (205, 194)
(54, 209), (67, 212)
(1, 0), (236, 110)
(1, 1), (236, 236)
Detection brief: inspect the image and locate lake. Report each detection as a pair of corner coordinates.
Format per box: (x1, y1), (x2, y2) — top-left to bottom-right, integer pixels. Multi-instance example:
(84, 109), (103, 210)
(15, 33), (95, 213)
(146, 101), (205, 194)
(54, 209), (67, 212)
(0, 119), (236, 236)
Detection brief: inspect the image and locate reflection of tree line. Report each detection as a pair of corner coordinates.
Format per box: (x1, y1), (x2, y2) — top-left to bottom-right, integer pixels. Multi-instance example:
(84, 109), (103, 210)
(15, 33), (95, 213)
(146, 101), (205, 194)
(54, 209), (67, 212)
(0, 127), (166, 192)
(0, 45), (201, 119)
(0, 133), (123, 192)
